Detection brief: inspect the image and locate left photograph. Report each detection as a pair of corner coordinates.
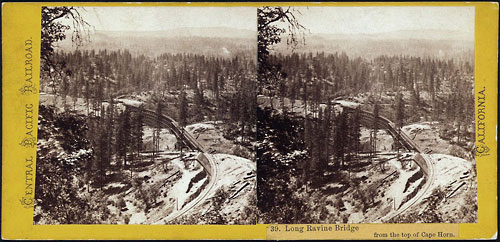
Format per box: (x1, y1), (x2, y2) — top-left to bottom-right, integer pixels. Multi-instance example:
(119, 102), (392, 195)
(35, 7), (257, 224)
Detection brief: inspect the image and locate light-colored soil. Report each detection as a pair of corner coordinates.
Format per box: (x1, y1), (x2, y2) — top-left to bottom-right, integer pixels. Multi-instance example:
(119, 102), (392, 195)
(186, 122), (252, 159)
(37, 93), (256, 224)
(360, 127), (395, 153)
(191, 154), (256, 224)
(142, 127), (177, 152)
(102, 151), (206, 224)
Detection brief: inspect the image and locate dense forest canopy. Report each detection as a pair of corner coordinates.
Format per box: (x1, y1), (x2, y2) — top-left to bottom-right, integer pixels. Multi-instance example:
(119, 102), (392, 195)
(37, 7), (259, 224)
(269, 51), (474, 100)
(36, 6), (477, 225)
(255, 6), (476, 224)
(256, 50), (475, 223)
(44, 49), (256, 96)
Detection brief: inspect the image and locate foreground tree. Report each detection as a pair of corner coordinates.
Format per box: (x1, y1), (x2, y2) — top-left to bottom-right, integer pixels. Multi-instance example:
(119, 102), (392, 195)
(35, 105), (104, 223)
(41, 7), (91, 92)
(256, 107), (313, 223)
(257, 7), (306, 108)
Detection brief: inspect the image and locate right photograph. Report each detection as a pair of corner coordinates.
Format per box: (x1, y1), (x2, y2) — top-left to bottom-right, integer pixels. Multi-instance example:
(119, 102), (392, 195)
(256, 6), (476, 224)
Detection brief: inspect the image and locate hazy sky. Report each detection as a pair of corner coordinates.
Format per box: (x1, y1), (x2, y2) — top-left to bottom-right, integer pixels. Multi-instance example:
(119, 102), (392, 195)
(76, 7), (256, 32)
(291, 7), (474, 35)
(64, 6), (474, 37)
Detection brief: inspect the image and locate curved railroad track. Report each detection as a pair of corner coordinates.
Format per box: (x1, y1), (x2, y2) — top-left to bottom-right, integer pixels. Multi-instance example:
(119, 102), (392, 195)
(124, 99), (434, 222)
(162, 153), (218, 223)
(123, 103), (219, 223)
(342, 105), (436, 222)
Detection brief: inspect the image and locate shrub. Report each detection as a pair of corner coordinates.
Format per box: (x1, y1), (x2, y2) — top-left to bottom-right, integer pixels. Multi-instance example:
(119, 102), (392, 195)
(204, 187), (230, 224)
(118, 198), (127, 210)
(186, 169), (207, 193)
(183, 178), (210, 207)
(233, 193), (258, 224)
(449, 145), (468, 160)
(231, 145), (252, 159)
(403, 169), (424, 193)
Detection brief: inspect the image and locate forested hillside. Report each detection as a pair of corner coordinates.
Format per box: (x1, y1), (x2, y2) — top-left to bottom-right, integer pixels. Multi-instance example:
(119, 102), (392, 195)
(42, 49), (257, 124)
(37, 23), (258, 224)
(256, 6), (476, 223)
(266, 52), (474, 136)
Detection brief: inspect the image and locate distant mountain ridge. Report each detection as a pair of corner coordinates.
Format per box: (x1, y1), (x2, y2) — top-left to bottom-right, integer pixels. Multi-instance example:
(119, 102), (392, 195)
(56, 27), (256, 57)
(274, 29), (473, 60)
(56, 27), (473, 61)
(311, 29), (473, 42)
(93, 27), (256, 39)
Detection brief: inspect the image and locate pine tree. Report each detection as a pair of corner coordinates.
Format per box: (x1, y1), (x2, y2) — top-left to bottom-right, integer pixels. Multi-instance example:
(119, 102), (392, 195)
(410, 81), (420, 120)
(321, 103), (333, 171)
(395, 92), (405, 129)
(71, 72), (81, 111)
(289, 79), (297, 113)
(133, 106), (144, 162)
(334, 112), (348, 169)
(429, 65), (436, 102)
(395, 92), (405, 154)
(212, 67), (219, 100)
(302, 77), (308, 117)
(229, 93), (240, 123)
(350, 107), (362, 157)
(371, 100), (380, 158)
(153, 101), (163, 160)
(193, 85), (205, 122)
(178, 89), (188, 128)
(98, 119), (109, 187)
(117, 109), (131, 168)
(312, 81), (322, 117)
(454, 79), (465, 144)
(312, 108), (323, 173)
(106, 100), (115, 167)
(303, 117), (313, 173)
(279, 77), (287, 112)
(85, 72), (91, 115)
(61, 75), (70, 111)
(240, 87), (253, 140)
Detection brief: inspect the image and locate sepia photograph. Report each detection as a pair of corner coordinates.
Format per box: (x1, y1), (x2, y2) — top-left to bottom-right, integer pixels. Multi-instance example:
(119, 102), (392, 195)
(35, 6), (257, 225)
(1, 1), (498, 240)
(256, 6), (477, 224)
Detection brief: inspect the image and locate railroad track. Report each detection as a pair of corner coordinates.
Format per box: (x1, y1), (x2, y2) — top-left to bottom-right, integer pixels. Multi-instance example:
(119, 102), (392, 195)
(342, 105), (435, 222)
(162, 153), (219, 224)
(122, 99), (435, 222)
(258, 97), (436, 221)
(122, 103), (219, 223)
(383, 153), (435, 222)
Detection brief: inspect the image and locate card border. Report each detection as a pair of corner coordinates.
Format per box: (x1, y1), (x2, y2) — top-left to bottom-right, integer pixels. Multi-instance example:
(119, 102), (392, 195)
(2, 2), (497, 240)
